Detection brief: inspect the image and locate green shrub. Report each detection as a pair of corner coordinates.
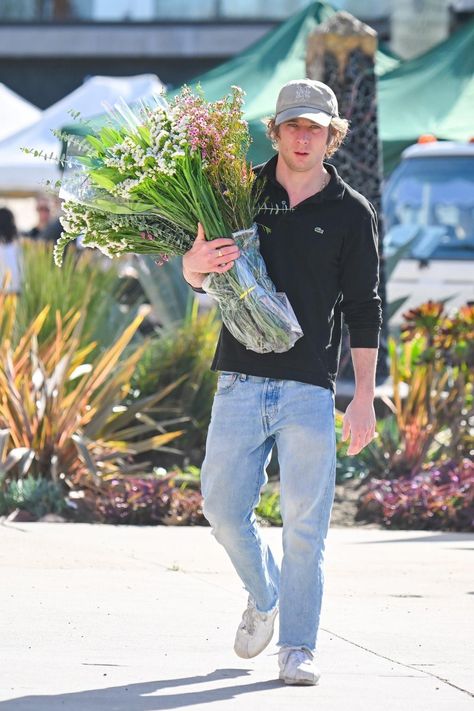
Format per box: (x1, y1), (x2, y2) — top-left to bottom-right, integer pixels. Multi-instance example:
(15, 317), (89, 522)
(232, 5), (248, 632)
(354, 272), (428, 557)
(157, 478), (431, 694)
(337, 302), (473, 482)
(17, 238), (140, 351)
(0, 292), (184, 489)
(0, 475), (67, 518)
(132, 300), (220, 466)
(256, 486), (282, 526)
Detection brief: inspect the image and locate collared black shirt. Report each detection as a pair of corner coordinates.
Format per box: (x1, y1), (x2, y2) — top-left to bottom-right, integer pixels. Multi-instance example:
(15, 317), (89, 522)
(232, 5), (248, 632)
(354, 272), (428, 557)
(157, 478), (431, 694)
(189, 154), (382, 391)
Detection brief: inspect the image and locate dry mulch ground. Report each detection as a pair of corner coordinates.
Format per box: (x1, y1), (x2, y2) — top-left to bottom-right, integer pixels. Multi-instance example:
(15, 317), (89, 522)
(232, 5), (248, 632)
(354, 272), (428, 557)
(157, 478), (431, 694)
(331, 478), (381, 528)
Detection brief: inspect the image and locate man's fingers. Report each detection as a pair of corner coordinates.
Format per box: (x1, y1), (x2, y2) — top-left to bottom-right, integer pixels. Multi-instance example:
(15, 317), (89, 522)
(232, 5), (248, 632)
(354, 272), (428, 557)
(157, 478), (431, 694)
(347, 431), (363, 454)
(214, 247), (240, 262)
(364, 427), (376, 447)
(211, 237), (238, 248)
(341, 418), (350, 441)
(214, 261), (234, 273)
(211, 244), (240, 272)
(347, 442), (362, 455)
(343, 401), (376, 455)
(348, 429), (374, 455)
(196, 222), (206, 241)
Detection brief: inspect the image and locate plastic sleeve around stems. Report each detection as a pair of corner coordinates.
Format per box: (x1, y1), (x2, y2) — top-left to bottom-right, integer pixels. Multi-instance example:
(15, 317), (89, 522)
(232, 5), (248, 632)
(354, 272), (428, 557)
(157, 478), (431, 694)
(201, 224), (303, 354)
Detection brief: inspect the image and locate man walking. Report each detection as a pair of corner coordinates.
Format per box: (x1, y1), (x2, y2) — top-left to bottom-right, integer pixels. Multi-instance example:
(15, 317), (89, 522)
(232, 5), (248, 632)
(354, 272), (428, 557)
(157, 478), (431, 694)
(182, 79), (382, 685)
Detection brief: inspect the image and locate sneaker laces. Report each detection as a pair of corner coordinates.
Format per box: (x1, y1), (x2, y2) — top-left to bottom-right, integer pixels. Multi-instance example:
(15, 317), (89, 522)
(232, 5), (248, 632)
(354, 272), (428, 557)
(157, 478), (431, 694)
(241, 600), (259, 635)
(240, 598), (276, 635)
(280, 646), (314, 665)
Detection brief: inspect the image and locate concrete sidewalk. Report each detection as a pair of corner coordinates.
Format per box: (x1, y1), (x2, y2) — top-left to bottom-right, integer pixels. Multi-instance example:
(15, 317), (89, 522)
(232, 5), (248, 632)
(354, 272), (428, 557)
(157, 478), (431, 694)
(0, 521), (472, 710)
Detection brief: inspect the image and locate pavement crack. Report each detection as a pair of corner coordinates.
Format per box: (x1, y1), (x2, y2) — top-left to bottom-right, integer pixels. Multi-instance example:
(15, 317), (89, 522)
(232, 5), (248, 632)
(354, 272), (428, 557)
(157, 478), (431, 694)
(321, 628), (473, 698)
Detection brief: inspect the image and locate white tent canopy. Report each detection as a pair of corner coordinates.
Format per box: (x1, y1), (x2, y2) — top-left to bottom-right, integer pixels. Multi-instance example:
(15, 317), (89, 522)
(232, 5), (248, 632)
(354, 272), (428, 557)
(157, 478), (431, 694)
(0, 74), (164, 194)
(0, 83), (41, 143)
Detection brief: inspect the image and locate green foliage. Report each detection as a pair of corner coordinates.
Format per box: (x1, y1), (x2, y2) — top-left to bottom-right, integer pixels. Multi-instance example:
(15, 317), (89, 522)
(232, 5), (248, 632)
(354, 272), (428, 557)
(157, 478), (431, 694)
(131, 300), (220, 465)
(70, 86), (260, 238)
(17, 238), (139, 351)
(256, 486), (282, 526)
(387, 301), (473, 475)
(0, 476), (66, 519)
(337, 302), (473, 482)
(0, 292), (184, 488)
(132, 254), (191, 328)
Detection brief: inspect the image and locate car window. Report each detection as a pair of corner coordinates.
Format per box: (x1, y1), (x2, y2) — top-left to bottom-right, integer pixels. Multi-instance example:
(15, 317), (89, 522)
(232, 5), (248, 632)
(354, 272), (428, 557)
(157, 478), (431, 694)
(383, 156), (474, 259)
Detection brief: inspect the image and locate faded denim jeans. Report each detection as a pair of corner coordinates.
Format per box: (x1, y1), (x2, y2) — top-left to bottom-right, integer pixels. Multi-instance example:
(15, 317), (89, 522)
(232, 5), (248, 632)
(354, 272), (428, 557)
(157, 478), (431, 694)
(200, 372), (336, 652)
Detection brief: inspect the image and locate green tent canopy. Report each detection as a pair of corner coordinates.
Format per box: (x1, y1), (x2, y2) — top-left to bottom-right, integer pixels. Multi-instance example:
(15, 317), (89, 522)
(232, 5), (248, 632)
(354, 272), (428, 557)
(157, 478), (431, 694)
(63, 3), (473, 175)
(378, 17), (474, 174)
(176, 1), (400, 167)
(62, 3), (400, 168)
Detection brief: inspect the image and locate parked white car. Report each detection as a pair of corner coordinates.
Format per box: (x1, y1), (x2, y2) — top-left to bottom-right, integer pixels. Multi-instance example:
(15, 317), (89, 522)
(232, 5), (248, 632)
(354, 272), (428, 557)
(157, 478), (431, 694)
(383, 140), (474, 327)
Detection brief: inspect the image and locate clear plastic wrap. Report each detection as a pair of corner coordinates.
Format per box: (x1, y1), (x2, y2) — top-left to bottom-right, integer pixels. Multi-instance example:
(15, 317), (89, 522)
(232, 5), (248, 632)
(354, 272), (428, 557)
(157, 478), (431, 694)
(202, 224), (303, 353)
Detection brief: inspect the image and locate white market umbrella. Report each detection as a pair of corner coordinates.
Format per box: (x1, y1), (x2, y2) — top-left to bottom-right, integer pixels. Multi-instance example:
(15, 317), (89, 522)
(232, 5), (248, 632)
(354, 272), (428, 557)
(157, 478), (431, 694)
(0, 83), (41, 142)
(0, 74), (164, 194)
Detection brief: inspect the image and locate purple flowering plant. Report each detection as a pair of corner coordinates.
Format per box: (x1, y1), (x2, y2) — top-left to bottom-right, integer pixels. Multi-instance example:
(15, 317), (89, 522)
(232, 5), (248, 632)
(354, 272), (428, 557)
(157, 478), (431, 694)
(356, 459), (474, 531)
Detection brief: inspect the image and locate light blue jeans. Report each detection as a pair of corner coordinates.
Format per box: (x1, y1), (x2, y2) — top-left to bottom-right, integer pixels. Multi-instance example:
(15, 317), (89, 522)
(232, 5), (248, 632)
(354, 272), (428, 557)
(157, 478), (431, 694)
(200, 372), (336, 652)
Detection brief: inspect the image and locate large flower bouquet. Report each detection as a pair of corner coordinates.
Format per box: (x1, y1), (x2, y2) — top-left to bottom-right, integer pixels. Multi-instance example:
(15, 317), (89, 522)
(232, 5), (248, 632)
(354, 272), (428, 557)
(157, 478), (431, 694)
(57, 86), (303, 353)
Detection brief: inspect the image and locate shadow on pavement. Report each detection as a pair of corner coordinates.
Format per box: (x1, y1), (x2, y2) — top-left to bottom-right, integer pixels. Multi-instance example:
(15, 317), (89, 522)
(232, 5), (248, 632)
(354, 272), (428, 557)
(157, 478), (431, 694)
(0, 669), (285, 710)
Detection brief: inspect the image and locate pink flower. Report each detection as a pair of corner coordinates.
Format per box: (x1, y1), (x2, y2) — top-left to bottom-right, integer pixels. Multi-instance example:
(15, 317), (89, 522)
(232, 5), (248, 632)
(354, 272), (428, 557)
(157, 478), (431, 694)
(154, 254), (170, 266)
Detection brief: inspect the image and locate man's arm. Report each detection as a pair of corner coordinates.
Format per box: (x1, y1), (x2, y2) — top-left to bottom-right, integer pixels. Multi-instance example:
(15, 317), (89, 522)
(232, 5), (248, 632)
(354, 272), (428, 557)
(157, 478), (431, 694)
(339, 203), (382, 455)
(341, 348), (377, 455)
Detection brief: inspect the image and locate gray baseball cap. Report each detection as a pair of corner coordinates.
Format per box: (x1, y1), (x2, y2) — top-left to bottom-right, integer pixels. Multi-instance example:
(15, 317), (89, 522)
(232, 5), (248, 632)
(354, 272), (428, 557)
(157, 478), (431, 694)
(275, 79), (339, 127)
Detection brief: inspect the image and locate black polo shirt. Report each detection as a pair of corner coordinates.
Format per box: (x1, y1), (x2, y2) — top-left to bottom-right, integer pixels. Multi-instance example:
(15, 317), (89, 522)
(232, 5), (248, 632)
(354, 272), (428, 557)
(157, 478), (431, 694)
(189, 154), (382, 391)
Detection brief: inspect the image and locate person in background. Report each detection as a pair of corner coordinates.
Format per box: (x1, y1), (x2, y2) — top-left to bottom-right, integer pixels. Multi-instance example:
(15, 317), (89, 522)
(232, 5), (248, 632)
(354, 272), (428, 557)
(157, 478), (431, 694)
(0, 207), (21, 294)
(25, 197), (51, 239)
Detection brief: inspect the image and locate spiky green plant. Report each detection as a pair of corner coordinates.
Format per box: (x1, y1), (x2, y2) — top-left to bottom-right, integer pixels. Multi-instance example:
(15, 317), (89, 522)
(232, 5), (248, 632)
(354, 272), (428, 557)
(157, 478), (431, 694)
(0, 291), (184, 487)
(132, 299), (220, 465)
(17, 237), (140, 351)
(337, 302), (473, 481)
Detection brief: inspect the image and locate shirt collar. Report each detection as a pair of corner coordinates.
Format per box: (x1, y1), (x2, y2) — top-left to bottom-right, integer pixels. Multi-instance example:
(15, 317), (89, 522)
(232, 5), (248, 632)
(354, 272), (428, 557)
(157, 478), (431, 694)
(255, 153), (346, 203)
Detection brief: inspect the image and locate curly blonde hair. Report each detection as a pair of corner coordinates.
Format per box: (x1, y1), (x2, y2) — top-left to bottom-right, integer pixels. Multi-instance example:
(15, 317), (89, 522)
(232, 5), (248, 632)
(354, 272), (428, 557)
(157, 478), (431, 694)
(263, 115), (349, 158)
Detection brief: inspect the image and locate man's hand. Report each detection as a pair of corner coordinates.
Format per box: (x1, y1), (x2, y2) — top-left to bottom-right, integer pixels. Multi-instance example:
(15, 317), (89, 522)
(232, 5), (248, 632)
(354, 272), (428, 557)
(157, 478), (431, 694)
(182, 223), (241, 287)
(341, 397), (376, 456)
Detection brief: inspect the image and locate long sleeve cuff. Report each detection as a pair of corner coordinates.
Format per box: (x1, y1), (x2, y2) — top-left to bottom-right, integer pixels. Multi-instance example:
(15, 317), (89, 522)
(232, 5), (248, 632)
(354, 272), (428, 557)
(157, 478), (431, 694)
(183, 276), (206, 294)
(349, 328), (380, 348)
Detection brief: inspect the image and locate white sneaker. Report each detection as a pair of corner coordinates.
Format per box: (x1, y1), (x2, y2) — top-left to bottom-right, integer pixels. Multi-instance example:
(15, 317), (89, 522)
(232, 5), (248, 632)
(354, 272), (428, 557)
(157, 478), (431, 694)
(233, 597), (278, 659)
(278, 646), (321, 685)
